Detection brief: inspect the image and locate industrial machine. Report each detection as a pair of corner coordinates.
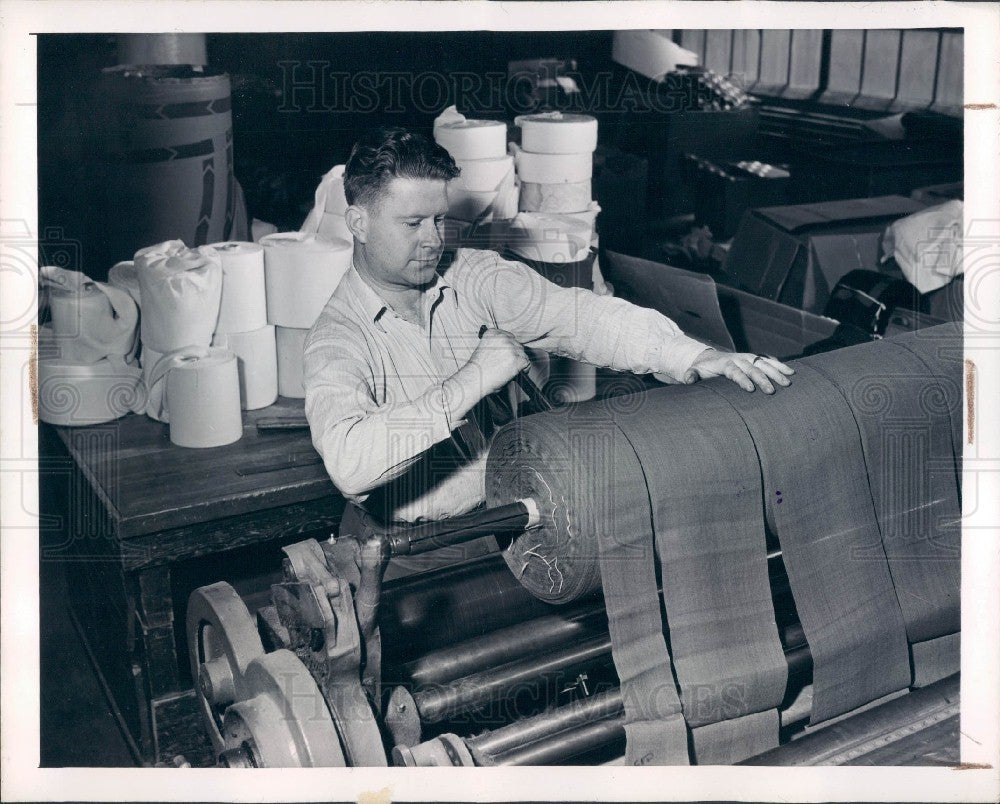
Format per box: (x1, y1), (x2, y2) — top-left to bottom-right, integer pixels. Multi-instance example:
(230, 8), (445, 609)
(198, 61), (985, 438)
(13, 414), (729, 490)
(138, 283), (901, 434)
(187, 326), (962, 767)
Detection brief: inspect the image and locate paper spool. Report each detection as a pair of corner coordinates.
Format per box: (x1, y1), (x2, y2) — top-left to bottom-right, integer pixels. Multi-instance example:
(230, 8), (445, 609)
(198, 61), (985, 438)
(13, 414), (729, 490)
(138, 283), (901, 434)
(38, 356), (146, 427)
(455, 155), (515, 191)
(212, 325), (278, 410)
(135, 240), (223, 353)
(261, 233), (352, 329)
(108, 261), (142, 306)
(548, 356), (597, 404)
(512, 148), (592, 184)
(276, 326), (309, 398)
(47, 283), (112, 348)
(519, 180), (593, 214)
(205, 241), (268, 336)
(514, 113), (598, 154)
(433, 107), (507, 161)
(446, 187), (503, 223)
(164, 348), (243, 448)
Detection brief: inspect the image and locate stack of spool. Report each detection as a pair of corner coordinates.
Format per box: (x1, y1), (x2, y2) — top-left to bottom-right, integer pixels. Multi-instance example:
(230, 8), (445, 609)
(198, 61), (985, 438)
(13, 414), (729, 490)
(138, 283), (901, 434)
(433, 107), (518, 249)
(134, 240), (243, 448)
(206, 241), (278, 411)
(37, 267), (145, 427)
(260, 232), (354, 397)
(510, 113), (602, 402)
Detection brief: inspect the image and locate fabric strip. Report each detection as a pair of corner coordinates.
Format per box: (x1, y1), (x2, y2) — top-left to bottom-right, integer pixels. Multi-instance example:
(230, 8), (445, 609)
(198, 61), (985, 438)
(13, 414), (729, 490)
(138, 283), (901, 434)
(691, 709), (780, 765)
(613, 385), (787, 728)
(801, 338), (961, 646)
(910, 632), (960, 688)
(708, 364), (911, 724)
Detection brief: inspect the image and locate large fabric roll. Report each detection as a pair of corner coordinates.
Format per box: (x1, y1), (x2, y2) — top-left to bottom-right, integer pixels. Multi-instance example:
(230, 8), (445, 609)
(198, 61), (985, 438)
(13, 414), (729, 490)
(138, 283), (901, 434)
(212, 324), (278, 410)
(108, 261), (142, 306)
(707, 364), (912, 724)
(134, 239), (222, 353)
(487, 329), (961, 760)
(514, 112), (598, 155)
(102, 66), (237, 259)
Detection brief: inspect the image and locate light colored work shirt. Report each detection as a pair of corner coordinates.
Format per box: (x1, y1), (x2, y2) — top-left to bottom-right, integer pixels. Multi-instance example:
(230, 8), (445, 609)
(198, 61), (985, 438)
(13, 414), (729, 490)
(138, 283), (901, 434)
(303, 247), (709, 523)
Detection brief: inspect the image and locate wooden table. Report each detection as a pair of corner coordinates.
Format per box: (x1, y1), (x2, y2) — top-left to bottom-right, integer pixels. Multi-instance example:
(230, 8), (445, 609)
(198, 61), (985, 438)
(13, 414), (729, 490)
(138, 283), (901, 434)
(41, 398), (346, 766)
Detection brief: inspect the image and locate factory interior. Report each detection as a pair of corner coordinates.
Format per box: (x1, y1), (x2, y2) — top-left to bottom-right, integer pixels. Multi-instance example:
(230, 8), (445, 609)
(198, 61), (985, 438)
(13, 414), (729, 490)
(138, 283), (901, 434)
(35, 28), (971, 771)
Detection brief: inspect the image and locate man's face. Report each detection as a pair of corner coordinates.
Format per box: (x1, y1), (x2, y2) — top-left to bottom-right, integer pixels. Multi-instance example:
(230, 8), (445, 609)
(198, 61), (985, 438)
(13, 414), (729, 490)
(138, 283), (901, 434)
(356, 176), (449, 291)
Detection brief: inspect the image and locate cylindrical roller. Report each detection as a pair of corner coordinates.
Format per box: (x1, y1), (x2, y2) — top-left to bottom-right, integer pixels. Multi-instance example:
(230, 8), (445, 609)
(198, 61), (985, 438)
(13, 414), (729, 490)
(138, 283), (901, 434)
(412, 634), (613, 724)
(390, 500), (533, 556)
(404, 603), (607, 688)
(492, 717), (625, 766)
(468, 687), (623, 758)
(741, 673), (959, 766)
(379, 554), (566, 664)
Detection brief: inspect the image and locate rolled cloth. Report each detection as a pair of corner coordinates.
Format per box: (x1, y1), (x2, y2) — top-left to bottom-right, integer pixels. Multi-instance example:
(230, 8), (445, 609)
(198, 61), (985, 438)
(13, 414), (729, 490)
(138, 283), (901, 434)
(40, 266), (139, 364)
(134, 239), (222, 353)
(300, 164), (349, 236)
(107, 261), (142, 306)
(514, 112), (598, 155)
(433, 106), (507, 161)
(487, 327), (961, 760)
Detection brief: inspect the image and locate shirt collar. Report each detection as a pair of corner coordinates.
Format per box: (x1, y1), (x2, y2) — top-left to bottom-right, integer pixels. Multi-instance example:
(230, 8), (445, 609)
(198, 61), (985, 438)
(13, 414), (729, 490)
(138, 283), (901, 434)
(345, 263), (452, 329)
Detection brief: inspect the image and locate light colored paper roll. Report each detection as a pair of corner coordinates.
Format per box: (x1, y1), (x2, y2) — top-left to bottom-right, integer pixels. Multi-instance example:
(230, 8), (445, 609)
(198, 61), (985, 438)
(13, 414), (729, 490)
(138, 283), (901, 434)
(134, 239), (223, 353)
(519, 180), (593, 213)
(38, 355), (145, 427)
(611, 30), (698, 81)
(108, 261), (142, 306)
(455, 155), (515, 191)
(318, 211), (353, 242)
(164, 348), (243, 448)
(212, 324), (278, 410)
(512, 145), (592, 184)
(433, 106), (507, 161)
(276, 325), (309, 398)
(446, 187), (501, 223)
(205, 241), (268, 336)
(261, 232), (352, 329)
(548, 356), (596, 404)
(514, 112), (598, 154)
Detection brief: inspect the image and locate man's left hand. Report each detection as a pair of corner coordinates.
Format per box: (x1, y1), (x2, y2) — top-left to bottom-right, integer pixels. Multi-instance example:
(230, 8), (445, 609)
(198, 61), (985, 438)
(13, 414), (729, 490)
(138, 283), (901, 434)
(684, 349), (794, 394)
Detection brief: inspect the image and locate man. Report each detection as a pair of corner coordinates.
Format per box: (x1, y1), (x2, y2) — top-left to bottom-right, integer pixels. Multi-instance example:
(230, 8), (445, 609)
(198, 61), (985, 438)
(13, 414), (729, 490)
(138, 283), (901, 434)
(303, 127), (793, 527)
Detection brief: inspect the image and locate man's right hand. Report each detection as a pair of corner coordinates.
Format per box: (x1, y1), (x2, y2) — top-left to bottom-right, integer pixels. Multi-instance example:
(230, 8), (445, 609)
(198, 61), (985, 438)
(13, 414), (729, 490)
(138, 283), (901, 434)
(444, 328), (529, 420)
(467, 328), (531, 396)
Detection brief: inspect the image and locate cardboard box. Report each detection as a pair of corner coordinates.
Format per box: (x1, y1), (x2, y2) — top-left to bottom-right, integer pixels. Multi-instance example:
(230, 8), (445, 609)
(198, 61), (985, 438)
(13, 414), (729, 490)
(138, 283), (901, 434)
(724, 195), (926, 313)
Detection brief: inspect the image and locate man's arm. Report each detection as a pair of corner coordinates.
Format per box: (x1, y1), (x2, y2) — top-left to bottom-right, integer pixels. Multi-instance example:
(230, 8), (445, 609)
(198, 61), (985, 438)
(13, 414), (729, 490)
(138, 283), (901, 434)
(457, 249), (793, 392)
(303, 327), (526, 498)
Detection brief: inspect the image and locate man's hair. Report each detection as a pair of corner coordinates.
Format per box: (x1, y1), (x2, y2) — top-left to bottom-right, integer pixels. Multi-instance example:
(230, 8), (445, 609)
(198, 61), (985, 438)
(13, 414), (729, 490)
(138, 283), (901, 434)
(343, 127), (460, 208)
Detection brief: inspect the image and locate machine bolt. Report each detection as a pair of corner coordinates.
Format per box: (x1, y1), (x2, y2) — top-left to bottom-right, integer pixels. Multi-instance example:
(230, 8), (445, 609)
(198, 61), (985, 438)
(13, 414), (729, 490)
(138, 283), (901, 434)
(199, 658), (236, 705)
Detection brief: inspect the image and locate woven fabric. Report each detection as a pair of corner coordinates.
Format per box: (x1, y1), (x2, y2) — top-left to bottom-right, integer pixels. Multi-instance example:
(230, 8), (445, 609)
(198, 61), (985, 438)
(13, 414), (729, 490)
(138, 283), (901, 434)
(708, 363), (912, 724)
(614, 385), (787, 728)
(801, 337), (961, 645)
